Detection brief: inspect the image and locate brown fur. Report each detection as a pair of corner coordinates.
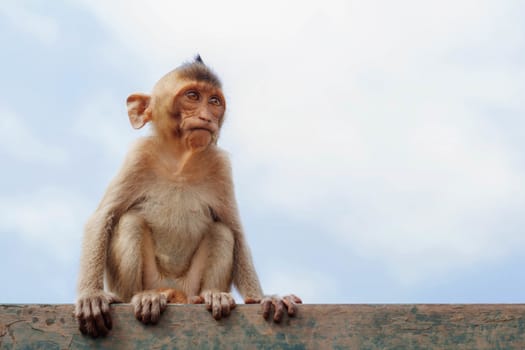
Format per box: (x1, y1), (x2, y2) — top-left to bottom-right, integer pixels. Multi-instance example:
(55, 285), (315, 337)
(75, 58), (300, 338)
(156, 288), (188, 303)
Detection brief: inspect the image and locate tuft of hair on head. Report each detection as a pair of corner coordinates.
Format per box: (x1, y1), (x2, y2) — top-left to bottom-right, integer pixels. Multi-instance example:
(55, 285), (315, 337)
(194, 54), (204, 64)
(176, 55), (222, 88)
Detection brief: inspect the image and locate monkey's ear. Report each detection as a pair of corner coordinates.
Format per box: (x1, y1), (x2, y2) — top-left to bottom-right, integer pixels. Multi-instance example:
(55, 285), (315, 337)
(126, 93), (152, 129)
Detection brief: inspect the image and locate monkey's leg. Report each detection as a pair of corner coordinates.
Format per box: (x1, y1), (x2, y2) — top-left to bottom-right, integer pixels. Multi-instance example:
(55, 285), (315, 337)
(201, 222), (235, 291)
(107, 212), (148, 301)
(186, 222), (235, 319)
(106, 212), (167, 324)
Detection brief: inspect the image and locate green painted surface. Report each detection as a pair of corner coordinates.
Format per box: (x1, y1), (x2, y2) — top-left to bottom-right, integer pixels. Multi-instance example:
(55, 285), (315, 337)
(1, 304), (524, 349)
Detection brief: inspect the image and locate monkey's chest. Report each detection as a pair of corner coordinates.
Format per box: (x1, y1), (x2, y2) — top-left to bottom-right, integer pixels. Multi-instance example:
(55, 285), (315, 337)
(140, 186), (215, 272)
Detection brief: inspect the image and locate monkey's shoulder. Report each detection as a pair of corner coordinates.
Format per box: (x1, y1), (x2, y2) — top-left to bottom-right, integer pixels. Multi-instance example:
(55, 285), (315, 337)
(117, 137), (158, 174)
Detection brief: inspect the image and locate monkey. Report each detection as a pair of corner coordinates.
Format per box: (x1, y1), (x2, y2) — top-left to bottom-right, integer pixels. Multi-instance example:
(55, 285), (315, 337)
(74, 56), (302, 337)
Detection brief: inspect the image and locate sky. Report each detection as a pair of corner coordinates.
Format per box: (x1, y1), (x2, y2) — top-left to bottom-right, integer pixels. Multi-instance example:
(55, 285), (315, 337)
(0, 0), (524, 304)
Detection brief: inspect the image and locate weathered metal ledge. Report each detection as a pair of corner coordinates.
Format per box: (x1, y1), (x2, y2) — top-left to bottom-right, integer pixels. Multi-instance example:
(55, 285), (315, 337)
(1, 304), (524, 349)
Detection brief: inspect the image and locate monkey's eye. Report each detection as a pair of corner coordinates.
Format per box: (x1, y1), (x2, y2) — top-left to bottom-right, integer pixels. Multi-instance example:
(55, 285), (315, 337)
(209, 96), (222, 106)
(185, 90), (200, 101)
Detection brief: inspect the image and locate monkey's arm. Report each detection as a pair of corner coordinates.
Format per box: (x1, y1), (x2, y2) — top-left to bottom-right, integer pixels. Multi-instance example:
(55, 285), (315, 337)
(213, 154), (302, 322)
(76, 150), (149, 337)
(211, 158), (263, 300)
(217, 181), (302, 321)
(77, 183), (127, 293)
(231, 217), (264, 300)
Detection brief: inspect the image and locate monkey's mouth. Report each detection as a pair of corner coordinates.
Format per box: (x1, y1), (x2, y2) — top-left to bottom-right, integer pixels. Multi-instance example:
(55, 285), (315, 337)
(189, 127), (214, 134)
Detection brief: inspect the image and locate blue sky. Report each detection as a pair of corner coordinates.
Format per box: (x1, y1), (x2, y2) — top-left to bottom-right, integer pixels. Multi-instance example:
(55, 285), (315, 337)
(0, 0), (524, 304)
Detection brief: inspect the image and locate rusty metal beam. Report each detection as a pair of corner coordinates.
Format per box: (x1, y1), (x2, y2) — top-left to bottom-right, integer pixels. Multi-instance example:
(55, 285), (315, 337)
(1, 304), (524, 349)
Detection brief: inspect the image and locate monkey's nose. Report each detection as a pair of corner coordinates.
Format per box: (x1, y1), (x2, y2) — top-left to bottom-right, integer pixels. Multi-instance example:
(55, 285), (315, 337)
(199, 115), (212, 123)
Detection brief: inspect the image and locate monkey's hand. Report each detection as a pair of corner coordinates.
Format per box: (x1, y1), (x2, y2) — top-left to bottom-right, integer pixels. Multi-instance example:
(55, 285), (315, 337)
(246, 294), (303, 323)
(131, 290), (169, 325)
(75, 290), (121, 337)
(193, 290), (236, 320)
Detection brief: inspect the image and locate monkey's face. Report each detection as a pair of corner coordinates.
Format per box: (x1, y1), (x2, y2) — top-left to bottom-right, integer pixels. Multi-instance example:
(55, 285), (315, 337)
(127, 70), (226, 152)
(169, 81), (225, 150)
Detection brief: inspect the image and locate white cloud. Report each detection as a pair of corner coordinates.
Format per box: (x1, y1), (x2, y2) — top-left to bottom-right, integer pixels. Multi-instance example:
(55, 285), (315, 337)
(69, 0), (525, 286)
(0, 187), (91, 262)
(0, 107), (68, 164)
(0, 1), (59, 45)
(72, 0), (321, 59)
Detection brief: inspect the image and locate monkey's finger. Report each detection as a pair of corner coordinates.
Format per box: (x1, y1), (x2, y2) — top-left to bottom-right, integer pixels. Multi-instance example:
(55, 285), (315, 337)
(141, 297), (153, 324)
(261, 297), (272, 319)
(91, 298), (109, 336)
(81, 299), (92, 323)
(132, 297), (143, 322)
(272, 298), (285, 323)
(289, 294), (303, 304)
(204, 291), (213, 311)
(82, 299), (99, 337)
(78, 317), (88, 335)
(75, 301), (85, 331)
(85, 301), (99, 338)
(282, 295), (298, 317)
(212, 293), (222, 320)
(227, 294), (237, 310)
(150, 296), (161, 325)
(74, 300), (83, 319)
(159, 294), (168, 312)
(244, 297), (260, 304)
(76, 300), (88, 335)
(219, 293), (231, 317)
(100, 299), (113, 331)
(86, 322), (99, 338)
